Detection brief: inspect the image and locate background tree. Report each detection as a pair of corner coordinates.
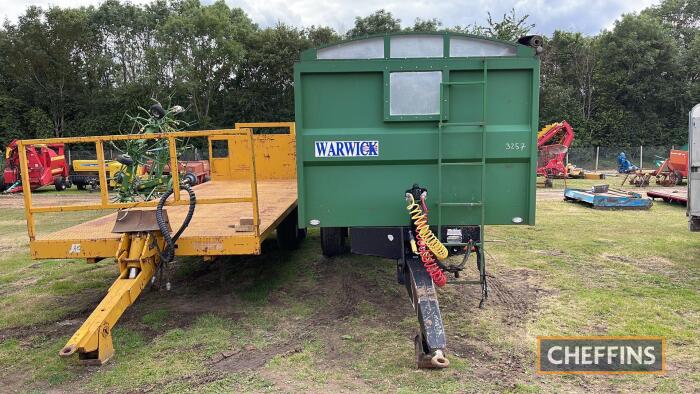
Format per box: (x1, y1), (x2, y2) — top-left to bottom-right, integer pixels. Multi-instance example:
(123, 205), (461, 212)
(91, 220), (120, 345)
(0, 0), (696, 149)
(539, 32), (597, 144)
(157, 0), (254, 127)
(346, 9), (401, 38)
(594, 13), (684, 145)
(410, 18), (441, 32)
(481, 8), (535, 41)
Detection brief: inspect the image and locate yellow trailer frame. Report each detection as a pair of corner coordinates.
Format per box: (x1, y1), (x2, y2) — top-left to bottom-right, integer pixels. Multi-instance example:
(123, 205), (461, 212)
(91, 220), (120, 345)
(19, 123), (297, 259)
(15, 123), (298, 364)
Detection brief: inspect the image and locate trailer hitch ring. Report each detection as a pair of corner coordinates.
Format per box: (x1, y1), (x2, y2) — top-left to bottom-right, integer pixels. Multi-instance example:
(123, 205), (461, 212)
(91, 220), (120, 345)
(430, 350), (450, 368)
(59, 344), (77, 357)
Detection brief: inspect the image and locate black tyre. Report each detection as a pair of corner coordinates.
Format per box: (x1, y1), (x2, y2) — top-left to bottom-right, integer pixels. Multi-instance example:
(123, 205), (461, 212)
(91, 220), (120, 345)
(77, 183), (86, 190)
(150, 103), (166, 119)
(183, 172), (198, 186)
(116, 154), (134, 166)
(277, 208), (301, 250)
(320, 227), (346, 257)
(673, 171), (683, 186)
(54, 178), (66, 191)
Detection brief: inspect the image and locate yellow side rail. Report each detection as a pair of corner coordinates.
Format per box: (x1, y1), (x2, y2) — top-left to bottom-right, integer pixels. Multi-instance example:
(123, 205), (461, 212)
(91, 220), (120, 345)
(234, 122), (296, 136)
(17, 128), (261, 241)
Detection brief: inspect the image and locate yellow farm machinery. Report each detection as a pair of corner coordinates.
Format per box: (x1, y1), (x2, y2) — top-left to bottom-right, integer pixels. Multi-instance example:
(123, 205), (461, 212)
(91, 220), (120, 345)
(16, 121), (298, 364)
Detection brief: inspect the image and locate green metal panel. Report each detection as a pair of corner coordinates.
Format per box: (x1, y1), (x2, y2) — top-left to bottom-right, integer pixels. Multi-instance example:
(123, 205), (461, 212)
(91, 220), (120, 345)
(295, 32), (540, 228)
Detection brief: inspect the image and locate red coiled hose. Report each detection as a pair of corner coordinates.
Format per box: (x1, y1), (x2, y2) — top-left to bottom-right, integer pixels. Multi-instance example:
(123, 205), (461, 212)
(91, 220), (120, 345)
(415, 232), (447, 287)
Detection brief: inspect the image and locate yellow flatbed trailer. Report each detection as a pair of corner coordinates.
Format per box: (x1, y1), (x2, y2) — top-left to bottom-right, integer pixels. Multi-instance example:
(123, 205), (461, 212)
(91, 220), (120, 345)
(16, 123), (298, 364)
(31, 178), (297, 259)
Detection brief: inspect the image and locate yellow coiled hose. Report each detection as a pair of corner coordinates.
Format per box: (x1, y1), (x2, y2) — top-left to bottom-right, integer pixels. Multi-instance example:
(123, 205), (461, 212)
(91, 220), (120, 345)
(406, 194), (448, 261)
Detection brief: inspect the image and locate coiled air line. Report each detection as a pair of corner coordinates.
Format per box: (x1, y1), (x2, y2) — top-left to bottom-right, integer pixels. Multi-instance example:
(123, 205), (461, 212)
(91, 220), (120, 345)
(406, 192), (448, 287)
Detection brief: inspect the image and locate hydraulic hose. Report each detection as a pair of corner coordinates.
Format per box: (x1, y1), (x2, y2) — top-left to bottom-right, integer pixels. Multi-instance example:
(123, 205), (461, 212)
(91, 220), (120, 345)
(156, 183), (196, 263)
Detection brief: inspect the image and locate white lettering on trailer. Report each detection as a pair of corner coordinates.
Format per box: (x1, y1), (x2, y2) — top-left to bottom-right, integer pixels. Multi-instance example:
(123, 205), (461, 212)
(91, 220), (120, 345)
(69, 243), (81, 254)
(314, 141), (379, 157)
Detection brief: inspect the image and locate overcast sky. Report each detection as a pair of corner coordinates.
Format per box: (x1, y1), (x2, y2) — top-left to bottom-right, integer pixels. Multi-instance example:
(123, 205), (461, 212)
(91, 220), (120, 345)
(1, 0), (660, 36)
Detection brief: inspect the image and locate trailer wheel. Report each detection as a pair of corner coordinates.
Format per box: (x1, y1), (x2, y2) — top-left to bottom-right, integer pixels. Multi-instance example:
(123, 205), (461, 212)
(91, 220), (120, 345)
(182, 172), (198, 186)
(150, 103), (166, 119)
(277, 208), (301, 250)
(321, 227), (346, 257)
(55, 178), (67, 191)
(673, 170), (683, 186)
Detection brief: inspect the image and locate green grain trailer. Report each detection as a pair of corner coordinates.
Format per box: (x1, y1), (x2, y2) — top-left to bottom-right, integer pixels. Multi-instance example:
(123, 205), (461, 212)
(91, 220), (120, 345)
(294, 32), (542, 368)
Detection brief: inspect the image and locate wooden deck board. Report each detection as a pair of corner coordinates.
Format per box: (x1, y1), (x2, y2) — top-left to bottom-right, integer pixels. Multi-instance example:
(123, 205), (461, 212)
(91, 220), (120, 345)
(38, 179), (297, 242)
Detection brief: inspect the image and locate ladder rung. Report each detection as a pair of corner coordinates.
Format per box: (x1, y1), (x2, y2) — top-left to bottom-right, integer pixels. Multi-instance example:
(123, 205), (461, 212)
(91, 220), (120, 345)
(440, 162), (482, 166)
(442, 81), (485, 86)
(439, 202), (482, 207)
(439, 122), (484, 127)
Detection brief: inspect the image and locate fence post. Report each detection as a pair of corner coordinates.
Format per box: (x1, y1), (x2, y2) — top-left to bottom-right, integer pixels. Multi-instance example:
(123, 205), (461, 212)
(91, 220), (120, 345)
(640, 146), (643, 169)
(595, 146), (599, 173)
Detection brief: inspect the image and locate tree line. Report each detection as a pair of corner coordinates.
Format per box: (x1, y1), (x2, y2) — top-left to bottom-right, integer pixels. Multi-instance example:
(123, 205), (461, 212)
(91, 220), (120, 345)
(0, 0), (697, 150)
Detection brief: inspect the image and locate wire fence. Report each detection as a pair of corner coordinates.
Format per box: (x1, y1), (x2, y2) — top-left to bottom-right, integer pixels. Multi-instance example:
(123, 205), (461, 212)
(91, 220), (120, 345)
(566, 146), (681, 172)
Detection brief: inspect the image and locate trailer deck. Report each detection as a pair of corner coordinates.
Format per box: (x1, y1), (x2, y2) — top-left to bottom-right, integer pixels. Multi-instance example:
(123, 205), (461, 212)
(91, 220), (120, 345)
(32, 179), (297, 259)
(647, 189), (687, 205)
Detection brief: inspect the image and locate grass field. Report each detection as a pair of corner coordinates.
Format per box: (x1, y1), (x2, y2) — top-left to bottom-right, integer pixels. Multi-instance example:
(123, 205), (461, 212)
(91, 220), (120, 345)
(0, 181), (698, 393)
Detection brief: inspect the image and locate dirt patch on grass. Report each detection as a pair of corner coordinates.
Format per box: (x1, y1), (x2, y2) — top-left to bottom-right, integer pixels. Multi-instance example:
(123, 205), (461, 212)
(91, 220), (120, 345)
(210, 343), (302, 372)
(602, 253), (686, 280)
(0, 308), (91, 344)
(312, 259), (407, 325)
(0, 276), (39, 297)
(532, 249), (568, 257)
(0, 194), (26, 209)
(444, 265), (549, 388)
(537, 190), (566, 200)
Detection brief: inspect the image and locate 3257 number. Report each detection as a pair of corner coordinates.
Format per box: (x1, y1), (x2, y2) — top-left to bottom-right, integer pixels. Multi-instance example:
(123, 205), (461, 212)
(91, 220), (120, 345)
(505, 142), (526, 150)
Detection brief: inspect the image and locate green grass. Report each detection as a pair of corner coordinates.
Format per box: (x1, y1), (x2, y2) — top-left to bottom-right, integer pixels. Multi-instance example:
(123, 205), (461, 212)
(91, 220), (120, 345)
(0, 190), (698, 392)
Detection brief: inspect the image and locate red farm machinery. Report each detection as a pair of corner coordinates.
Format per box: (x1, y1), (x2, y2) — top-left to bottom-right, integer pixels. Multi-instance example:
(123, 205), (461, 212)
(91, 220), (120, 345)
(623, 148), (688, 187)
(655, 149), (688, 186)
(537, 121), (574, 177)
(536, 121), (574, 187)
(3, 139), (71, 192)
